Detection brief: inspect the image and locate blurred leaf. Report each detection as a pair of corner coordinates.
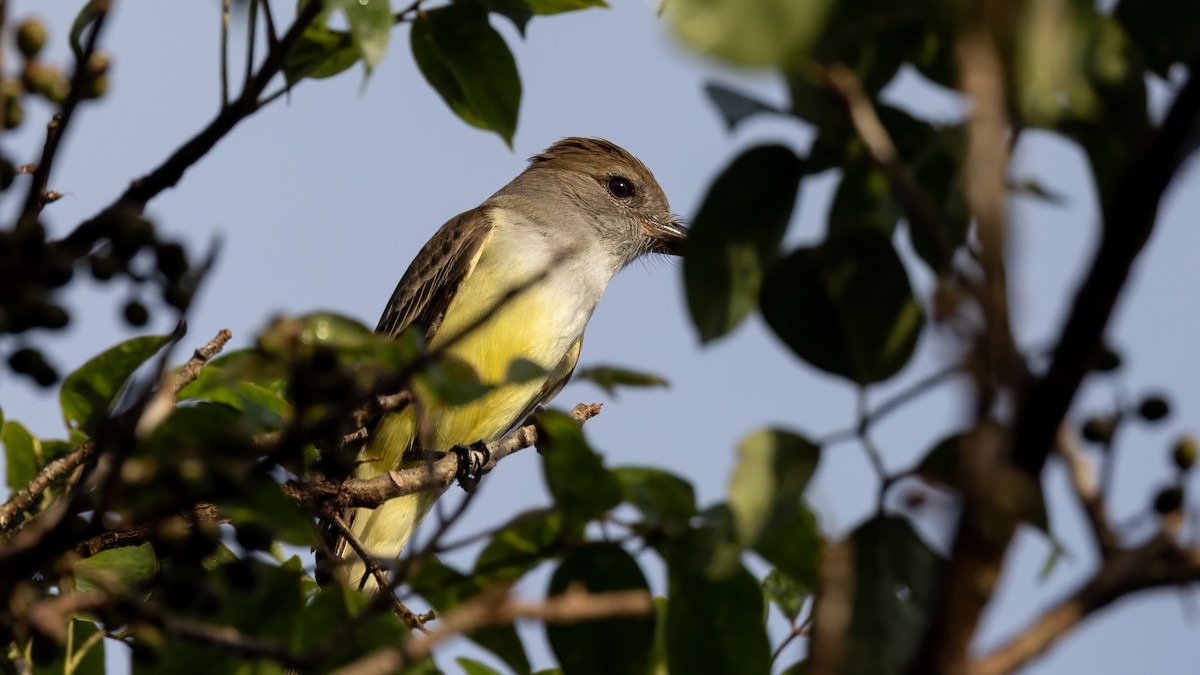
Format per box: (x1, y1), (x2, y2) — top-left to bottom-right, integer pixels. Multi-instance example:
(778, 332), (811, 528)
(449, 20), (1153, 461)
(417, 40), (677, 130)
(728, 428), (819, 547)
(704, 82), (783, 131)
(31, 620), (105, 675)
(458, 658), (505, 675)
(660, 503), (744, 580)
(684, 145), (804, 342)
(69, 0), (101, 60)
(475, 508), (573, 586)
(547, 543), (654, 675)
(219, 481), (318, 547)
(669, 0), (834, 67)
(812, 0), (929, 94)
(830, 163), (900, 237)
(538, 410), (623, 523)
(75, 543), (157, 594)
(648, 596), (669, 675)
(283, 25), (359, 84)
(763, 568), (807, 623)
(506, 357), (549, 385)
(667, 563), (770, 675)
(294, 585), (409, 669)
(527, 0), (608, 13)
(614, 466), (696, 535)
(1011, 178), (1067, 206)
(755, 506), (821, 595)
(912, 432), (963, 487)
(60, 334), (172, 432)
(414, 355), (491, 407)
(574, 365), (668, 397)
(328, 0), (391, 72)
(838, 515), (943, 675)
(761, 230), (923, 384)
(1115, 0), (1200, 78)
(412, 559), (531, 674)
(780, 660), (809, 675)
(2, 419), (39, 493)
(412, 4), (521, 145)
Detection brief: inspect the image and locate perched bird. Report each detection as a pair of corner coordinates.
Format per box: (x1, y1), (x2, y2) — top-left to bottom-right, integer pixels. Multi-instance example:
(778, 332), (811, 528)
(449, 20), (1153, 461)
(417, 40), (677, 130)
(338, 137), (686, 590)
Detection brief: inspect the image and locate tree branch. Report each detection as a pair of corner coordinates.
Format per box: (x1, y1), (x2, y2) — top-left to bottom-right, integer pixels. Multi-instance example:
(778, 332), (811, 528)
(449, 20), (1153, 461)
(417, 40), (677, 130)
(0, 440), (95, 530)
(135, 328), (233, 436)
(970, 535), (1200, 675)
(331, 585), (653, 675)
(284, 403), (602, 509)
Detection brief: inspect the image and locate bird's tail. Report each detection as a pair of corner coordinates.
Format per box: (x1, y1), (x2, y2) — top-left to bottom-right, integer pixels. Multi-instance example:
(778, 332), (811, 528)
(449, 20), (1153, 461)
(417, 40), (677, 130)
(342, 489), (439, 592)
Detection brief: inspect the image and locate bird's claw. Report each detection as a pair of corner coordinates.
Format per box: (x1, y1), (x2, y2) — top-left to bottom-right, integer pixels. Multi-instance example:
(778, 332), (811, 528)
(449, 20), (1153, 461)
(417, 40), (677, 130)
(452, 441), (490, 493)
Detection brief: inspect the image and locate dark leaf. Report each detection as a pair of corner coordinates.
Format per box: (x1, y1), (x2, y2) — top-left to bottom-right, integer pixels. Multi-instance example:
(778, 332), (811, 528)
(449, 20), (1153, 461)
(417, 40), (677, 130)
(613, 466), (697, 535)
(526, 0), (608, 13)
(704, 82), (783, 131)
(829, 163), (900, 237)
(667, 563), (771, 675)
(761, 230), (923, 384)
(574, 365), (668, 397)
(538, 410), (623, 523)
(474, 508), (574, 586)
(219, 480), (318, 547)
(1115, 0), (1200, 78)
(684, 144), (804, 342)
(546, 543), (654, 675)
(411, 4), (521, 145)
(60, 333), (172, 432)
(837, 515), (943, 675)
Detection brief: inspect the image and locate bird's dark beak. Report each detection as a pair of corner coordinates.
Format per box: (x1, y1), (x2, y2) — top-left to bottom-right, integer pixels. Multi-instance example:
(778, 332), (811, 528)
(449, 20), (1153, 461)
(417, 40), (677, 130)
(647, 216), (688, 256)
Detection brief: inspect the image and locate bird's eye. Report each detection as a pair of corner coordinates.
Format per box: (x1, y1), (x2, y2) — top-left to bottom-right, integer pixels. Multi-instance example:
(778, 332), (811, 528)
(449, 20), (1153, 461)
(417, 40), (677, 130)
(606, 176), (635, 199)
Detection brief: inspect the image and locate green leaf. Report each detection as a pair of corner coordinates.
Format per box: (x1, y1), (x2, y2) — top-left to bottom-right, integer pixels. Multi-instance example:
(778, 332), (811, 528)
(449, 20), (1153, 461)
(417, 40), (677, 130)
(283, 25), (360, 84)
(60, 334), (172, 432)
(728, 428), (820, 546)
(912, 432), (962, 487)
(415, 355), (491, 406)
(684, 145), (804, 342)
(75, 543), (158, 594)
(546, 543), (654, 675)
(527, 0), (608, 13)
(329, 0), (392, 72)
(754, 506), (821, 598)
(762, 568), (807, 623)
(538, 410), (623, 523)
(2, 419), (39, 493)
(761, 230), (923, 384)
(667, 563), (770, 675)
(475, 508), (574, 586)
(1115, 0), (1200, 78)
(31, 620), (105, 675)
(506, 357), (549, 385)
(838, 515), (943, 675)
(704, 82), (783, 131)
(829, 163), (900, 237)
(574, 365), (668, 397)
(219, 480), (318, 547)
(457, 658), (505, 675)
(614, 466), (696, 535)
(412, 559), (531, 674)
(411, 4), (521, 145)
(669, 0), (834, 67)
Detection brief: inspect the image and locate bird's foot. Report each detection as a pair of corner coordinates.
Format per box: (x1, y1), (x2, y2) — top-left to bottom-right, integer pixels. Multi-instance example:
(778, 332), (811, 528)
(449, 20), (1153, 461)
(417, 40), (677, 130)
(452, 441), (491, 493)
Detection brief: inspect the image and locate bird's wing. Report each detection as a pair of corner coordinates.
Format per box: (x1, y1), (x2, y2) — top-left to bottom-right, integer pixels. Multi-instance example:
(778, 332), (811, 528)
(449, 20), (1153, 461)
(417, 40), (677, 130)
(375, 206), (495, 341)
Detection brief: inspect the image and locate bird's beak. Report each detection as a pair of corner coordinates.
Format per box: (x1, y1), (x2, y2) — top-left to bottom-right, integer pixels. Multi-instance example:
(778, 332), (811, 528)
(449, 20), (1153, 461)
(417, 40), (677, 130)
(646, 216), (688, 256)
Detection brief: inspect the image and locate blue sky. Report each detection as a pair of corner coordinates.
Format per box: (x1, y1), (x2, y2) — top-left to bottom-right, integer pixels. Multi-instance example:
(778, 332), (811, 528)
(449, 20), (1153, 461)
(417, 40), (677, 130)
(1, 1), (1198, 672)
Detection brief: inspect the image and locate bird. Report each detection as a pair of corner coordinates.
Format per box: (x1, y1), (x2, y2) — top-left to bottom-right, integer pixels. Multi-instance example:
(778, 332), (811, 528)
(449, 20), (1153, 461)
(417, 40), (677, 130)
(336, 137), (686, 590)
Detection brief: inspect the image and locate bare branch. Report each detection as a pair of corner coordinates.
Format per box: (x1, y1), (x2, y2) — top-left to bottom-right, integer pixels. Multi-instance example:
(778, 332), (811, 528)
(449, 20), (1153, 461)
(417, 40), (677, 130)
(971, 536), (1200, 675)
(331, 585), (653, 675)
(1055, 425), (1117, 554)
(136, 328), (233, 437)
(0, 440), (95, 531)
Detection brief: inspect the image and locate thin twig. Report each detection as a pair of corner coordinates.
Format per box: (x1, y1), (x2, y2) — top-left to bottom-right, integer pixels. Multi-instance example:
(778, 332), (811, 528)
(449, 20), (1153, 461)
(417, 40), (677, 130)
(17, 0), (111, 228)
(0, 440), (95, 530)
(1055, 425), (1117, 554)
(220, 0), (231, 107)
(283, 403), (602, 510)
(243, 0), (259, 99)
(135, 328), (233, 437)
(820, 363), (964, 446)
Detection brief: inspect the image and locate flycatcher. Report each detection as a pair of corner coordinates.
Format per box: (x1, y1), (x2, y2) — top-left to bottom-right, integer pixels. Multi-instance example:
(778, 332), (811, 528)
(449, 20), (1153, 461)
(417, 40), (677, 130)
(339, 137), (686, 590)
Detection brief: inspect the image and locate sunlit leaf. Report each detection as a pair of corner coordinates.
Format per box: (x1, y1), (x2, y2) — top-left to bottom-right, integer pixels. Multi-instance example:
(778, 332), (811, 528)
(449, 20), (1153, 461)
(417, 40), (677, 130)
(670, 0), (834, 67)
(75, 543), (158, 594)
(60, 334), (172, 432)
(2, 419), (39, 493)
(328, 0), (391, 72)
(762, 568), (807, 623)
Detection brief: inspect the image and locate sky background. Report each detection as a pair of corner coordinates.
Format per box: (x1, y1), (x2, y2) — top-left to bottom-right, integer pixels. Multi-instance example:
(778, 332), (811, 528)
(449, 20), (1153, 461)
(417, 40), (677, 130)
(2, 1), (1199, 673)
